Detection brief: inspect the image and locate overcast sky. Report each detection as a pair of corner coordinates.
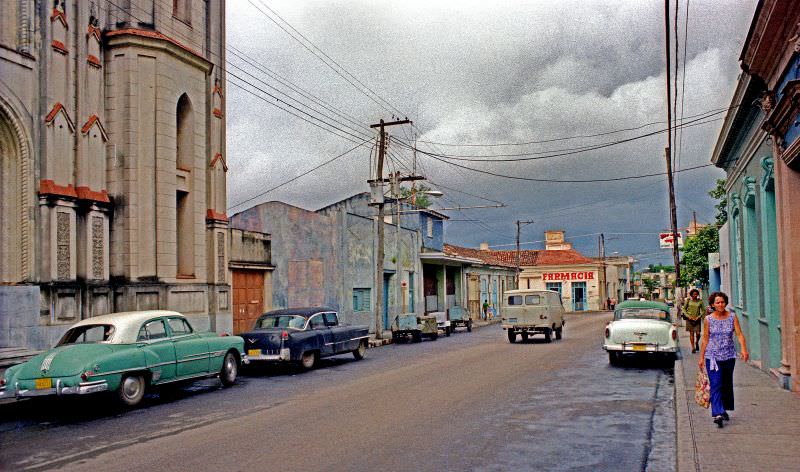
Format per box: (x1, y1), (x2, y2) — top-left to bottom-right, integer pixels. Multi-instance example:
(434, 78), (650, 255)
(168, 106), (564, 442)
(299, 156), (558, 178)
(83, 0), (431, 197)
(225, 0), (757, 266)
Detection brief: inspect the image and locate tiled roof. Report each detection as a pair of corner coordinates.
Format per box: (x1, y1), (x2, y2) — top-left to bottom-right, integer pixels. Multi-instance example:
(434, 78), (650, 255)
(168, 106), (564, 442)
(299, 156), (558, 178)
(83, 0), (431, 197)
(443, 244), (516, 268)
(444, 244), (595, 267)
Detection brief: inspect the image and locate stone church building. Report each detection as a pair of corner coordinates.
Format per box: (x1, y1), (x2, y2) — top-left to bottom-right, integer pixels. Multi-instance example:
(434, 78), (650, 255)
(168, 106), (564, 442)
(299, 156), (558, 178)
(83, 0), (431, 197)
(0, 1), (230, 349)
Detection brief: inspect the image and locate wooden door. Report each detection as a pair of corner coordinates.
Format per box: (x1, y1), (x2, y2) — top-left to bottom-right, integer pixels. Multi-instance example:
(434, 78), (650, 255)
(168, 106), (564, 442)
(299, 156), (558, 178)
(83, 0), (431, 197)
(232, 270), (265, 334)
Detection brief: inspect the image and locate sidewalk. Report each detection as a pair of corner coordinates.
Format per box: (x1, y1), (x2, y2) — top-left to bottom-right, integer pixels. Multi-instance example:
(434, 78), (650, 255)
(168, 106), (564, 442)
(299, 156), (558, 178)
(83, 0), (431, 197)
(674, 329), (800, 471)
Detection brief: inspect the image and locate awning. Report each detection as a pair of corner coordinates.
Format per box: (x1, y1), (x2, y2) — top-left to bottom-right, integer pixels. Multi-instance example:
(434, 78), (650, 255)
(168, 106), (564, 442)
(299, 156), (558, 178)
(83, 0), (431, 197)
(420, 252), (481, 265)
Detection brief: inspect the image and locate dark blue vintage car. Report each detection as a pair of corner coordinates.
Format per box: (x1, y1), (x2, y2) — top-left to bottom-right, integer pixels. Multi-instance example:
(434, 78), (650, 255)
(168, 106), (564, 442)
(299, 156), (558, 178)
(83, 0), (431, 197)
(241, 307), (370, 370)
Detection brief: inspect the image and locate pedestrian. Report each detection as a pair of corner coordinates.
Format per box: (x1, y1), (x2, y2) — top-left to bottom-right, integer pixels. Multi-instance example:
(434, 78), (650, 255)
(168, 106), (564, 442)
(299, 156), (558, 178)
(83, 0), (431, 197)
(682, 289), (705, 353)
(697, 291), (749, 428)
(606, 297), (612, 310)
(610, 297), (617, 310)
(482, 300), (489, 321)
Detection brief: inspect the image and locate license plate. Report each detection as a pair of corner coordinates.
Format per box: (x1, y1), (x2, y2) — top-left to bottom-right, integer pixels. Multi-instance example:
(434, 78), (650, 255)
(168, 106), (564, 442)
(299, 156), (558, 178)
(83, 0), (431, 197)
(247, 349), (261, 357)
(631, 344), (646, 352)
(35, 378), (52, 389)
(508, 318), (517, 323)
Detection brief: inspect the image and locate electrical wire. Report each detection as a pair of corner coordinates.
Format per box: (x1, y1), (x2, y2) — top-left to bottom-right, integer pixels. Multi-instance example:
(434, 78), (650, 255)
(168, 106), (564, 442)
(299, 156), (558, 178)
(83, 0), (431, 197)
(249, 0), (406, 118)
(227, 137), (373, 211)
(399, 111), (726, 161)
(408, 106), (733, 148)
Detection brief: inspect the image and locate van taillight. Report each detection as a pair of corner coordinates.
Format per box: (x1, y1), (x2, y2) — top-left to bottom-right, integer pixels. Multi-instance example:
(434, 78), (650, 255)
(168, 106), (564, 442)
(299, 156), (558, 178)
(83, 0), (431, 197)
(281, 330), (289, 340)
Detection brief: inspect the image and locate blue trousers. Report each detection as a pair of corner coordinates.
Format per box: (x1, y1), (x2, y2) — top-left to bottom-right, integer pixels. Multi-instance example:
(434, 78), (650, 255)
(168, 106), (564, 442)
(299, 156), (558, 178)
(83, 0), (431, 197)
(706, 358), (735, 417)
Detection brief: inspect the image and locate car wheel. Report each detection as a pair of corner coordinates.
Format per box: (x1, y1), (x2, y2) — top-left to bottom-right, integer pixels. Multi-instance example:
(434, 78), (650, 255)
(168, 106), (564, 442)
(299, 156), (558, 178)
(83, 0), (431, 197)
(608, 351), (620, 366)
(220, 351), (238, 387)
(467, 321), (472, 332)
(507, 329), (516, 343)
(353, 340), (367, 360)
(118, 373), (146, 407)
(412, 331), (422, 343)
(301, 351), (318, 370)
(543, 328), (552, 343)
(555, 326), (563, 340)
(445, 326), (451, 337)
(430, 332), (439, 341)
(521, 332), (529, 342)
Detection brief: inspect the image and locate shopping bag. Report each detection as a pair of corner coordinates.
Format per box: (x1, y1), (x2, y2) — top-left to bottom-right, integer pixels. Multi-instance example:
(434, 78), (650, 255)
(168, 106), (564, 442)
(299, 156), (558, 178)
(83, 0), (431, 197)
(694, 368), (710, 409)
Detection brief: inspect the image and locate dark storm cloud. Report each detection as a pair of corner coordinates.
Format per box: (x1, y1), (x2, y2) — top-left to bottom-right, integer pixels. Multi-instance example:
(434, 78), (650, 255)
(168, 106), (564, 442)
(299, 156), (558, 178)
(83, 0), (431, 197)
(226, 0), (757, 262)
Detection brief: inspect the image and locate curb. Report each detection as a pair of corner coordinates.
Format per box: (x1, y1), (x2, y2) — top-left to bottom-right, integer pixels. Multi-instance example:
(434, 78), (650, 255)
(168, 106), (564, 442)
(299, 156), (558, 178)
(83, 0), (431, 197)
(674, 332), (699, 472)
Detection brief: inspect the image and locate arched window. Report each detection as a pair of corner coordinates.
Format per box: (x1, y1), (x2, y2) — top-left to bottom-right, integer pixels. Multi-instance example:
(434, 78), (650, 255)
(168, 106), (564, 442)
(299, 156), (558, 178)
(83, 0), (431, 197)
(0, 108), (21, 282)
(176, 94), (193, 171)
(175, 94), (194, 276)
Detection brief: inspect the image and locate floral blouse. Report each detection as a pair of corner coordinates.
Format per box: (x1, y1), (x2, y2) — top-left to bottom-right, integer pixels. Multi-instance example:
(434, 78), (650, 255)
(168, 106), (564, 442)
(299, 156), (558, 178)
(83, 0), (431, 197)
(705, 313), (737, 370)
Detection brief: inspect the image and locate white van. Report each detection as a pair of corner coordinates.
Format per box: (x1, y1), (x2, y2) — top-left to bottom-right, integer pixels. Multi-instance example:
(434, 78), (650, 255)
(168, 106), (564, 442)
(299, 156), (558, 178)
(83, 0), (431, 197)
(502, 289), (565, 343)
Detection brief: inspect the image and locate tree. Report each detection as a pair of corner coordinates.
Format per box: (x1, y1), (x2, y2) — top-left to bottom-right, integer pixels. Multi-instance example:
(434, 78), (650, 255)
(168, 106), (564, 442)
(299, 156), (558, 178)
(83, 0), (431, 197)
(399, 184), (432, 209)
(709, 178), (727, 226)
(641, 278), (660, 299)
(680, 225), (719, 287)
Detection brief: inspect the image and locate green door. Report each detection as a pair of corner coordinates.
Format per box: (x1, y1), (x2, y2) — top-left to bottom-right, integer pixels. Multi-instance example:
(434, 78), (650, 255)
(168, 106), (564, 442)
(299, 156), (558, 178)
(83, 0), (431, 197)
(137, 319), (177, 382)
(168, 317), (210, 377)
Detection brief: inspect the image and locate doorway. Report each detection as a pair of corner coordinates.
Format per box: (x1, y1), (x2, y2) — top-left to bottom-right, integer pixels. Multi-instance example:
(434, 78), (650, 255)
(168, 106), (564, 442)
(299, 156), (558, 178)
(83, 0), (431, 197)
(572, 282), (587, 311)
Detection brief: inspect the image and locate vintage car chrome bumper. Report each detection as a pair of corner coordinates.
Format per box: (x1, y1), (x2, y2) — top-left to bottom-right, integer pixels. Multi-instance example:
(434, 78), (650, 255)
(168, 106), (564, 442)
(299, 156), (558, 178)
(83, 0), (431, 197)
(247, 347), (291, 362)
(0, 379), (109, 400)
(603, 343), (678, 353)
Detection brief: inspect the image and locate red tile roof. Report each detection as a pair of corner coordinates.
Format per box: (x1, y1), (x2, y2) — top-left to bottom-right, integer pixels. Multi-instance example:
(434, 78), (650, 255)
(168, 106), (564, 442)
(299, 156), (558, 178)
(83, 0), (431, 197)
(443, 244), (516, 268)
(444, 244), (595, 267)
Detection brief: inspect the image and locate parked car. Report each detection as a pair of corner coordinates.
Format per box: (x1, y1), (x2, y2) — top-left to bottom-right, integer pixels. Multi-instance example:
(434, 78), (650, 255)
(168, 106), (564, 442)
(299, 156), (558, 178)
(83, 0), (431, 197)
(391, 313), (439, 342)
(430, 311), (452, 336)
(0, 311), (246, 407)
(448, 306), (473, 333)
(241, 307), (369, 370)
(502, 289), (565, 343)
(603, 300), (678, 366)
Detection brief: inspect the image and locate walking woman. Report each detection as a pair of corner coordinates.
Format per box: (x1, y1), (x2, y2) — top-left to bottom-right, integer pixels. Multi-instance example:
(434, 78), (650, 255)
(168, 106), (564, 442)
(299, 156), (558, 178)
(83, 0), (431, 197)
(697, 292), (749, 428)
(683, 289), (705, 353)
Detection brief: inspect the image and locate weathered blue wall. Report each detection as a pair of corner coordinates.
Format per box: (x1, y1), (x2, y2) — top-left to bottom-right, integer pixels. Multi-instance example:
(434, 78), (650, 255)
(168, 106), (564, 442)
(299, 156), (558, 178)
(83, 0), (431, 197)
(233, 193), (425, 332)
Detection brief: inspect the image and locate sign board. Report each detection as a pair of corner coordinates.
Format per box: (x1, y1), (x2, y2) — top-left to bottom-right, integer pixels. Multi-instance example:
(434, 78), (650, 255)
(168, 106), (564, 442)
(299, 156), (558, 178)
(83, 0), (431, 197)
(659, 231), (683, 249)
(542, 272), (595, 281)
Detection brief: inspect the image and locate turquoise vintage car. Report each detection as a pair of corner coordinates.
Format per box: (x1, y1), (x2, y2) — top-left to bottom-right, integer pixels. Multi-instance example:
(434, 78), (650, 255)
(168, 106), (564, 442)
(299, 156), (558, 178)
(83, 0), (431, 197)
(603, 300), (678, 366)
(0, 311), (246, 407)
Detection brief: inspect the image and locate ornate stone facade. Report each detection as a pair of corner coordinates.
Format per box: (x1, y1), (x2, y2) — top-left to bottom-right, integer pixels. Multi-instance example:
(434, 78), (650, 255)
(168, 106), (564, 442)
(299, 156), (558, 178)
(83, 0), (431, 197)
(0, 1), (230, 349)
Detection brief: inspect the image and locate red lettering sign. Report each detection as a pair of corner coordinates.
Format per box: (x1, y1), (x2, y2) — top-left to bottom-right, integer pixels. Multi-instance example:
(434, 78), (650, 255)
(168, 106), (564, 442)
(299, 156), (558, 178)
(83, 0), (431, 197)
(588, 272), (594, 280)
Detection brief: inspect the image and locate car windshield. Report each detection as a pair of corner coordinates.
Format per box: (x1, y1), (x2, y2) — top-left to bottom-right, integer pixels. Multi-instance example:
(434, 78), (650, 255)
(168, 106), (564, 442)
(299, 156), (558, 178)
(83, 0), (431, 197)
(57, 324), (116, 345)
(616, 308), (670, 321)
(255, 315), (306, 330)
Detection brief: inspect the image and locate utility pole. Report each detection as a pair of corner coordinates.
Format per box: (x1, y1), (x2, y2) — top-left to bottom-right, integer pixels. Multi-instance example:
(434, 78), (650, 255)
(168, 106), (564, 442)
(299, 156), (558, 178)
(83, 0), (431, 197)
(369, 119), (411, 340)
(515, 220), (534, 286)
(599, 234), (607, 309)
(664, 0), (682, 296)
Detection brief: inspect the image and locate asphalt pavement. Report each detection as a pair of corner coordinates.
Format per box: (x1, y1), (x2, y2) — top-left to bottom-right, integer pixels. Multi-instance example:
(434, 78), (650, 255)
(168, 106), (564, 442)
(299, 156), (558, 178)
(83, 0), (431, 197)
(1, 312), (677, 472)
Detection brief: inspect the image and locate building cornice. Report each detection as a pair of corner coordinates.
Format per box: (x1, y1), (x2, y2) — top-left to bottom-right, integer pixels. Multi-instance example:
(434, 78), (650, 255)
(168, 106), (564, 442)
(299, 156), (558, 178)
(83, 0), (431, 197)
(105, 29), (213, 73)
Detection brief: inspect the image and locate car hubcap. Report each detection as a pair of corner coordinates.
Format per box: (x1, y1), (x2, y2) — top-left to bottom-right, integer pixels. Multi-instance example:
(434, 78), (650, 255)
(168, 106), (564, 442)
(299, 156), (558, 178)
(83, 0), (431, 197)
(226, 357), (236, 380)
(123, 377), (141, 399)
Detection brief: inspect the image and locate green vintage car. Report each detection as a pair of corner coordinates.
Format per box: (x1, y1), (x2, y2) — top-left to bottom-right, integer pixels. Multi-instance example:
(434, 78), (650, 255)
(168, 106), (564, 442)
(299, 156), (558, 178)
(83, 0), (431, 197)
(0, 311), (247, 407)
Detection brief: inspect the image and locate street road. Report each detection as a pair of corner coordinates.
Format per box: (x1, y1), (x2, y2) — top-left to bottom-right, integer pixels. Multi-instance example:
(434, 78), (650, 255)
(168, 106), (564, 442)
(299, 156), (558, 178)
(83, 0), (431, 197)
(0, 312), (675, 471)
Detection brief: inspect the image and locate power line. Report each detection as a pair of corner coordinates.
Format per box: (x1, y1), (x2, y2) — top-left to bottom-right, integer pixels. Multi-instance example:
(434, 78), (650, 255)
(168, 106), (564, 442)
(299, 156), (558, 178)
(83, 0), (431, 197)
(419, 148), (714, 183)
(400, 111), (726, 161)
(248, 0), (406, 118)
(409, 106), (733, 148)
(227, 138), (373, 212)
